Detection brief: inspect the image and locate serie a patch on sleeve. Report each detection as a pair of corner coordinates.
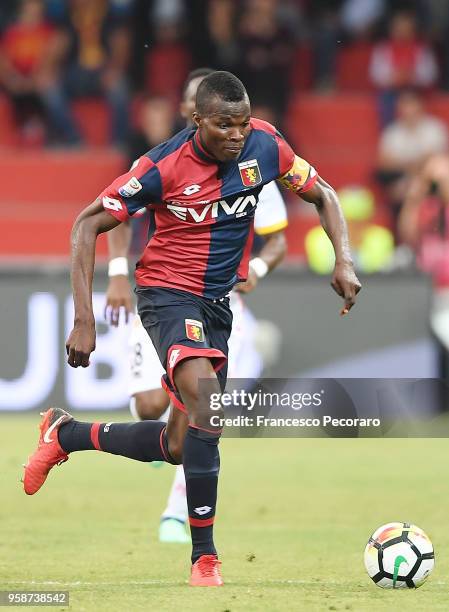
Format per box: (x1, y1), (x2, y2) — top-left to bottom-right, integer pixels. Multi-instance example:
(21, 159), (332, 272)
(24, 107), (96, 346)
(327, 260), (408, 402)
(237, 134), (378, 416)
(119, 176), (143, 197)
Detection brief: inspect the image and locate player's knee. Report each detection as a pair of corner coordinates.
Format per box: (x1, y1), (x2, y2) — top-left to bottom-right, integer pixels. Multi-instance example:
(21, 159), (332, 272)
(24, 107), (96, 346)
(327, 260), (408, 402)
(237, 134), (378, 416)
(134, 389), (169, 420)
(174, 357), (220, 400)
(167, 437), (183, 464)
(166, 424), (185, 464)
(173, 357), (222, 431)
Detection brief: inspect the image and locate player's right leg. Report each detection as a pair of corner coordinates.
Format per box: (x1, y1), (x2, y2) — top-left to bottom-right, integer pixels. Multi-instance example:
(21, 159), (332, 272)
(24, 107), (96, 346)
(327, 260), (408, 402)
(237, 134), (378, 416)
(22, 405), (183, 495)
(21, 313), (184, 496)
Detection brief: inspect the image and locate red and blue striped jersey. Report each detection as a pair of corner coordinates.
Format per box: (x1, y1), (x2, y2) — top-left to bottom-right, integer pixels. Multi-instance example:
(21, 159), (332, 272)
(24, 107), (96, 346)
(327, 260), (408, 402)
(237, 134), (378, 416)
(100, 118), (316, 299)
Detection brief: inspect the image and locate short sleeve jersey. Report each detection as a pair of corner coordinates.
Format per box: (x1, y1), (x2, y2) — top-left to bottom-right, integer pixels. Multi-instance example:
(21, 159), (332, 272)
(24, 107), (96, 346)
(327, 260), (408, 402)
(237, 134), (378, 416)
(100, 118), (316, 299)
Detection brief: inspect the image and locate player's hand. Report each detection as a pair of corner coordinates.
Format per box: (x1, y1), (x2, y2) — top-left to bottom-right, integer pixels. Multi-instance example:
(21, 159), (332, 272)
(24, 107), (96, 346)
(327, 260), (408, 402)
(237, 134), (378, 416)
(104, 275), (134, 327)
(66, 320), (96, 368)
(235, 269), (258, 294)
(331, 261), (362, 315)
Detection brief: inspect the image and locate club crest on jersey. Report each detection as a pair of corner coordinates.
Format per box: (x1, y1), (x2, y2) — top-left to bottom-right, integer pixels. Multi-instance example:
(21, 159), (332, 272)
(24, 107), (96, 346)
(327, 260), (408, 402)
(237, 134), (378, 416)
(185, 319), (204, 342)
(238, 159), (262, 187)
(119, 176), (143, 197)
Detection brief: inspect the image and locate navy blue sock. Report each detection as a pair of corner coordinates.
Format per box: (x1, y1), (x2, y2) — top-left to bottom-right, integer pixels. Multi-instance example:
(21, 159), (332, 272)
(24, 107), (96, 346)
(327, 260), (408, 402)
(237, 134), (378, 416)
(58, 420), (176, 464)
(58, 421), (94, 452)
(183, 426), (220, 563)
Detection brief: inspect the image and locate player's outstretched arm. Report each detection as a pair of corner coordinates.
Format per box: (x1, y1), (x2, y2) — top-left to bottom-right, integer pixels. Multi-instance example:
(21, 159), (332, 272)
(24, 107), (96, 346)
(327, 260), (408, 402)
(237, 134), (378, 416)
(278, 156), (361, 313)
(66, 199), (120, 368)
(105, 221), (134, 327)
(301, 177), (361, 314)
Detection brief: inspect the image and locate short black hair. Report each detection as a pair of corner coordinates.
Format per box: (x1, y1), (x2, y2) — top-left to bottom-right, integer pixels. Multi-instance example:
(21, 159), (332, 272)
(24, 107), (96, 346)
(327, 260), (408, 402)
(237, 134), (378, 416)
(195, 71), (248, 115)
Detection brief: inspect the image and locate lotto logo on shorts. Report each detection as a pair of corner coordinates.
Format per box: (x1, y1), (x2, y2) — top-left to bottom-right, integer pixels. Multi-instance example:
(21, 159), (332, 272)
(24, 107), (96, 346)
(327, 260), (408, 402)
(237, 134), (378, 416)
(169, 348), (181, 369)
(185, 319), (204, 342)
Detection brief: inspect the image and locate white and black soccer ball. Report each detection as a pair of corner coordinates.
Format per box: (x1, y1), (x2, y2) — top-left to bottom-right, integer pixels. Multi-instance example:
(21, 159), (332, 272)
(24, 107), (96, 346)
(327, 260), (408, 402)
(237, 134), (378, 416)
(364, 522), (434, 588)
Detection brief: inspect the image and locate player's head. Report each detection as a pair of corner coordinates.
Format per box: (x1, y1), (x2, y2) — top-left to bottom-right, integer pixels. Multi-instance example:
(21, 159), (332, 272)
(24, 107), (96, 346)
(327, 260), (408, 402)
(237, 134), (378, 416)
(193, 71), (251, 162)
(180, 68), (215, 126)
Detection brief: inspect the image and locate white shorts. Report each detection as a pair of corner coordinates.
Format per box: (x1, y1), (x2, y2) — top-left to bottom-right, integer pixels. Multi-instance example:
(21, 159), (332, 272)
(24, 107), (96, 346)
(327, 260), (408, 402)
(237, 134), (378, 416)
(127, 292), (264, 396)
(127, 313), (165, 396)
(227, 292), (263, 379)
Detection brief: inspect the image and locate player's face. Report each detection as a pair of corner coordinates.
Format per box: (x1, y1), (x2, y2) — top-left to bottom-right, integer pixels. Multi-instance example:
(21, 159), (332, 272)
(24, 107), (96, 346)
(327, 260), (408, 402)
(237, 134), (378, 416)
(194, 97), (251, 162)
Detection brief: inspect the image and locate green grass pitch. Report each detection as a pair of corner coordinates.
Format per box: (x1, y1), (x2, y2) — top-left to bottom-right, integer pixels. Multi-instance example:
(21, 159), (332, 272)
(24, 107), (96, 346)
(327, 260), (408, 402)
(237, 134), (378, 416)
(1, 412), (448, 611)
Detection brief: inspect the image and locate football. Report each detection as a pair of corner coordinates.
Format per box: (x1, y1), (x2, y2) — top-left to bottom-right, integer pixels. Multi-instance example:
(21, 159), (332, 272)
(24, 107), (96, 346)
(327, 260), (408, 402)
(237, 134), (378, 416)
(364, 522), (435, 588)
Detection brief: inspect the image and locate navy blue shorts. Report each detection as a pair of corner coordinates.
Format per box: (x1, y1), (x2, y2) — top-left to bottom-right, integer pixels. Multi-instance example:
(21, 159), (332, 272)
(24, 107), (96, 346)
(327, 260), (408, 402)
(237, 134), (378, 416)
(136, 286), (233, 413)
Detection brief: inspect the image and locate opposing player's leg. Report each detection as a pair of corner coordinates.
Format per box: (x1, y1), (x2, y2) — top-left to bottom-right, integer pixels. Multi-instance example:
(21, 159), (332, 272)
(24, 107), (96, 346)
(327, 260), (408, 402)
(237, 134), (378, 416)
(127, 315), (189, 541)
(227, 291), (264, 379)
(130, 389), (169, 421)
(159, 405), (190, 542)
(127, 313), (170, 422)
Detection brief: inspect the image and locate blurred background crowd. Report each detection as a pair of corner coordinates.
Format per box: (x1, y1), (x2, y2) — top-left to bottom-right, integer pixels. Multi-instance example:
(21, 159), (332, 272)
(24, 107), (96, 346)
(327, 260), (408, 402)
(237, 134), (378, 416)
(2, 0), (449, 281)
(3, 0), (449, 403)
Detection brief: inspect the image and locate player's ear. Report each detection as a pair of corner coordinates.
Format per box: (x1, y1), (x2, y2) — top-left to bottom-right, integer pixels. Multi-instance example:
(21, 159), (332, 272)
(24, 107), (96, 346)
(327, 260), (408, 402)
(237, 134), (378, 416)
(192, 112), (201, 129)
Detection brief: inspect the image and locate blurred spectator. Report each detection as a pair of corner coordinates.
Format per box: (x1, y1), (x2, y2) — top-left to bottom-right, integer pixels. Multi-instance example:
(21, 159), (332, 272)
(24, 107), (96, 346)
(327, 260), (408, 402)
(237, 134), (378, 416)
(238, 0), (293, 121)
(153, 0), (184, 27)
(207, 0), (238, 69)
(61, 0), (132, 145)
(340, 0), (385, 39)
(369, 10), (439, 125)
(307, 0), (342, 91)
(185, 0), (237, 71)
(0, 0), (72, 145)
(377, 89), (448, 238)
(144, 2), (190, 105)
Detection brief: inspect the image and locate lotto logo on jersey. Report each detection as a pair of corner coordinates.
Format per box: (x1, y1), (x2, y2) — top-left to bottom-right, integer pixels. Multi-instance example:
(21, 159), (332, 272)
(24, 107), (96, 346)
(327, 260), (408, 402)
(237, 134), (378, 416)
(238, 159), (262, 187)
(119, 176), (143, 197)
(185, 319), (204, 342)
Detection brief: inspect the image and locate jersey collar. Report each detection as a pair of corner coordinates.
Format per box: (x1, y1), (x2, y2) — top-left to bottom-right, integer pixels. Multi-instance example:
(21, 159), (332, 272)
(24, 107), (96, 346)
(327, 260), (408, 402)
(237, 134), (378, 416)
(192, 130), (219, 164)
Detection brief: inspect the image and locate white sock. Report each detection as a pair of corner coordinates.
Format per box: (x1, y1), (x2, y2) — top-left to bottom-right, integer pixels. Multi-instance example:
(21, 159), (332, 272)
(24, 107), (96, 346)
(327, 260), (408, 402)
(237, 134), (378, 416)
(129, 396), (140, 421)
(161, 464), (187, 523)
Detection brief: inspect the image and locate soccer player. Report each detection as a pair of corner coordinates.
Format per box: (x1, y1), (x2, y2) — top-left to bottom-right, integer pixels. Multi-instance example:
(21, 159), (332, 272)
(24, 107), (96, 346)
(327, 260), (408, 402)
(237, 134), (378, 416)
(105, 68), (289, 544)
(23, 71), (361, 586)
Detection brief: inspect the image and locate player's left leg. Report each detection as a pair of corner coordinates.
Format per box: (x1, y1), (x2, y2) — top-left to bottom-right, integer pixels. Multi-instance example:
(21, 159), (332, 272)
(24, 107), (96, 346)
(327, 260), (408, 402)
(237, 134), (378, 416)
(165, 296), (231, 586)
(170, 356), (224, 586)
